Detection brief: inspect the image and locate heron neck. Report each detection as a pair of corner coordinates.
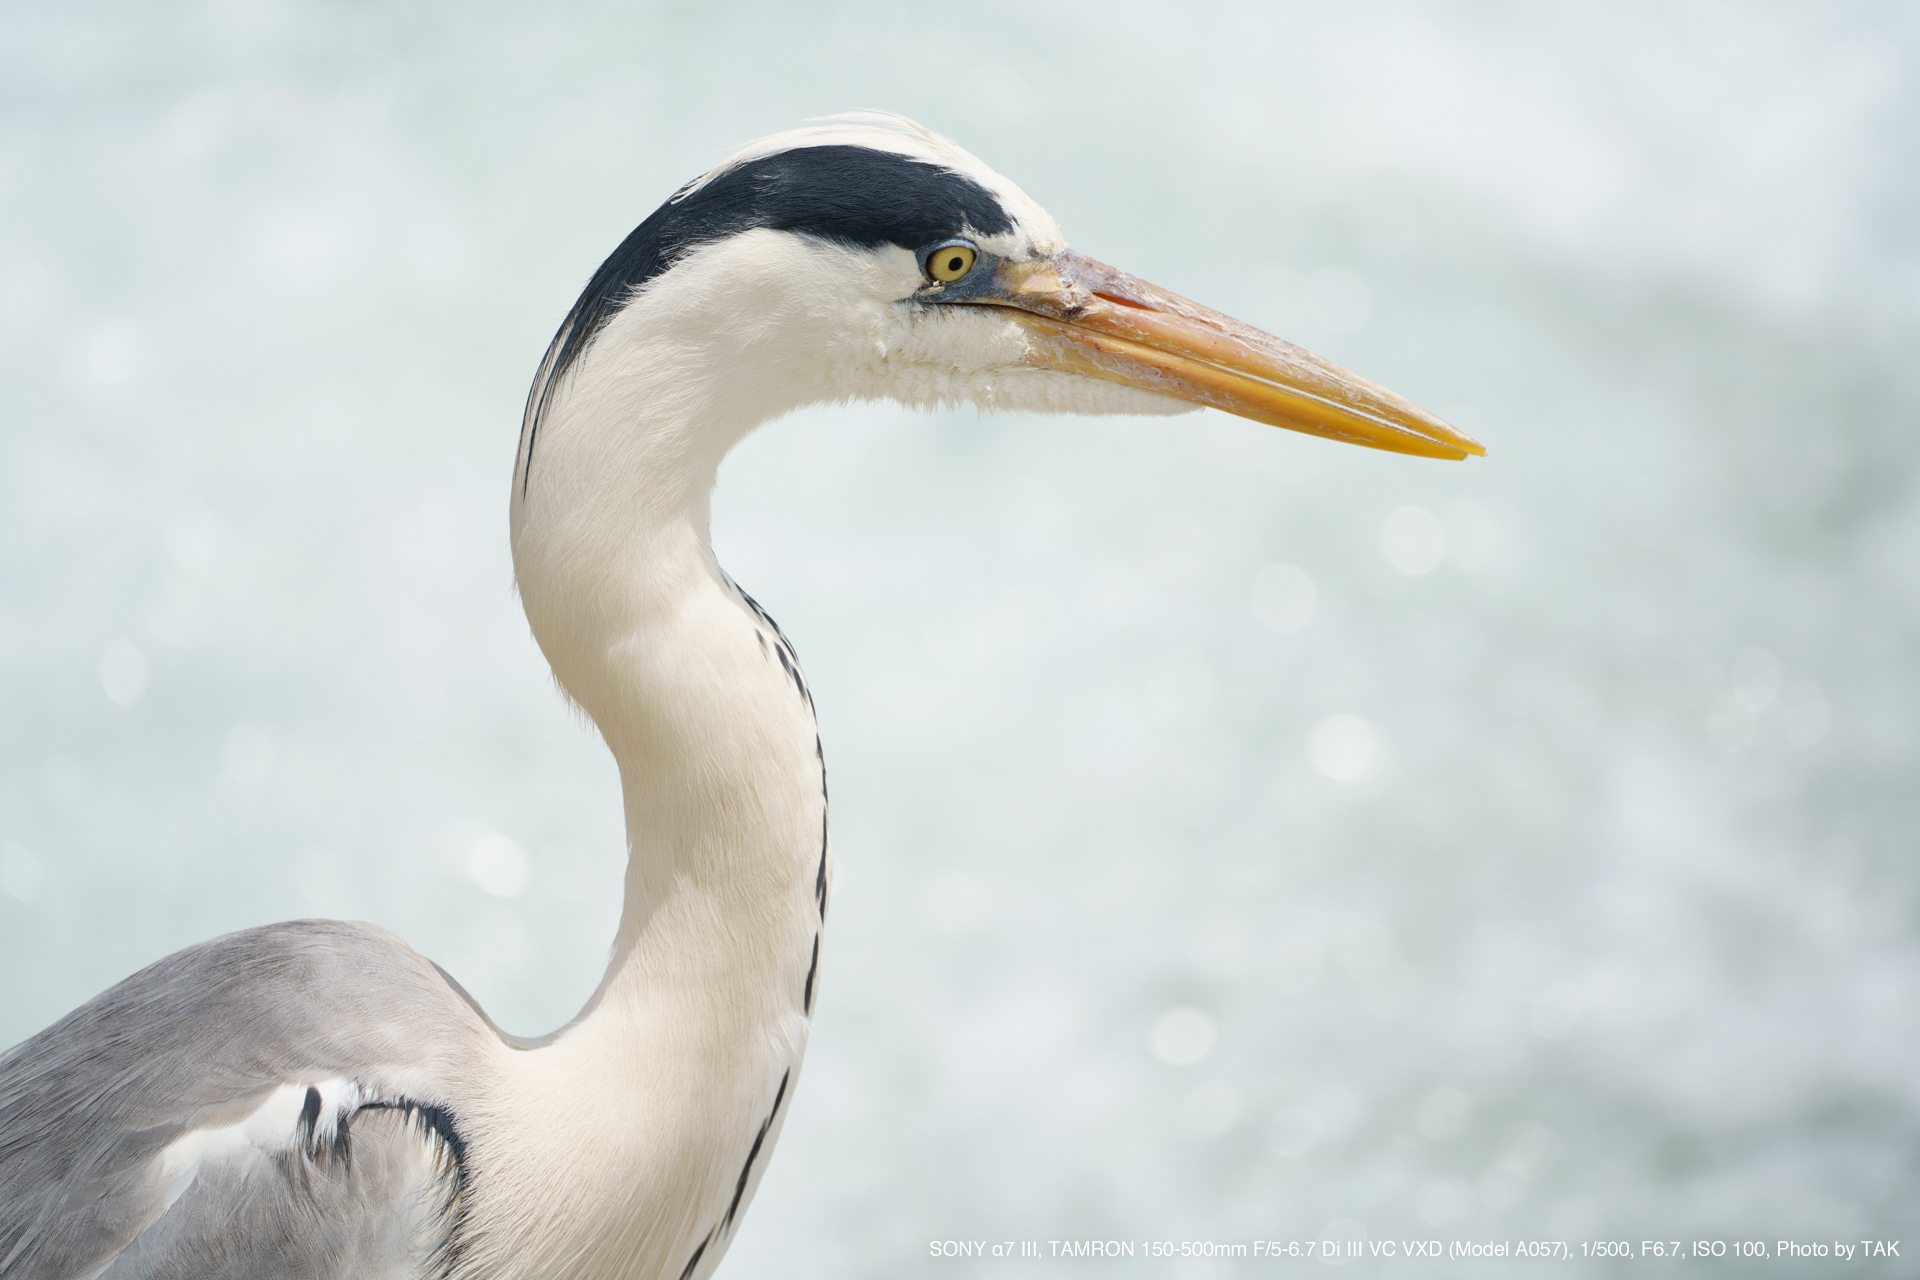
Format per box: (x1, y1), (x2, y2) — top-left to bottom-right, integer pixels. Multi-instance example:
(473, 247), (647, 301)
(509, 371), (828, 1020)
(482, 382), (825, 1277)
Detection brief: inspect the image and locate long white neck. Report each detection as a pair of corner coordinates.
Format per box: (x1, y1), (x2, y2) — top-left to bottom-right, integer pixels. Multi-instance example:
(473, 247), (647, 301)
(463, 258), (832, 1280)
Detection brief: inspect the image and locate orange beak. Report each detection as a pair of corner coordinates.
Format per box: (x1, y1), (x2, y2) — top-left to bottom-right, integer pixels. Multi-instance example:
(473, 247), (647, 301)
(949, 249), (1483, 461)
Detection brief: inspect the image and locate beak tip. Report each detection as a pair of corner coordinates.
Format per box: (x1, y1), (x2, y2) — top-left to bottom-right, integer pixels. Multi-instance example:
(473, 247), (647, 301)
(1422, 416), (1486, 460)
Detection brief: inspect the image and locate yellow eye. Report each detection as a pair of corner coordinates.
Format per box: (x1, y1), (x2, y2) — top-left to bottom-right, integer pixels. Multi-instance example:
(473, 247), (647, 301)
(927, 243), (977, 283)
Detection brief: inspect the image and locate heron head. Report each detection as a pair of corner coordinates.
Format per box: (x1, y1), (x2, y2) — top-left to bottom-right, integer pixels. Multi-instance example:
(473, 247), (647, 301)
(517, 114), (1479, 506)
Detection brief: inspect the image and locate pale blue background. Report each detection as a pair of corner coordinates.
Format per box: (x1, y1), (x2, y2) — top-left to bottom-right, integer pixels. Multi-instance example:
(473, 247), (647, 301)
(2, 2), (1917, 1275)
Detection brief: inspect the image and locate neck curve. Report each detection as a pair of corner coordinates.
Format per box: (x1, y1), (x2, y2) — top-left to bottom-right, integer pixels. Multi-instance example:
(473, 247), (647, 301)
(471, 288), (830, 1280)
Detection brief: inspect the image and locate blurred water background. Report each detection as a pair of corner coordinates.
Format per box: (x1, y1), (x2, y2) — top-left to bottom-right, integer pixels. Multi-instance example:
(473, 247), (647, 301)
(3, 2), (1918, 1275)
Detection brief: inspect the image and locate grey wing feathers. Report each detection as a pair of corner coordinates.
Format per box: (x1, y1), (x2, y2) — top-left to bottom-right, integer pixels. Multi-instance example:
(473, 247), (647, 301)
(0, 920), (493, 1280)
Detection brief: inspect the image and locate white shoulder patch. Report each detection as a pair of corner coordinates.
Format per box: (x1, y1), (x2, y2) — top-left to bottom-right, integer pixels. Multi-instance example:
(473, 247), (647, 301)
(154, 1076), (364, 1213)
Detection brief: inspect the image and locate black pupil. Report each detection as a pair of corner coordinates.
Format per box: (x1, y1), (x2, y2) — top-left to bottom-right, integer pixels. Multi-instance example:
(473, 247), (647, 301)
(945, 255), (963, 273)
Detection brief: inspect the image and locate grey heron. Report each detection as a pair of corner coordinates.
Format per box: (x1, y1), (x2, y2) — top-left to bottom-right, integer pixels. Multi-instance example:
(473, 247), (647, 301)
(0, 115), (1481, 1280)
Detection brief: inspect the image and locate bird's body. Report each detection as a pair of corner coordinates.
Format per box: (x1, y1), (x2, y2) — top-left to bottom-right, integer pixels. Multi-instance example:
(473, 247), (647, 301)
(0, 116), (1479, 1280)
